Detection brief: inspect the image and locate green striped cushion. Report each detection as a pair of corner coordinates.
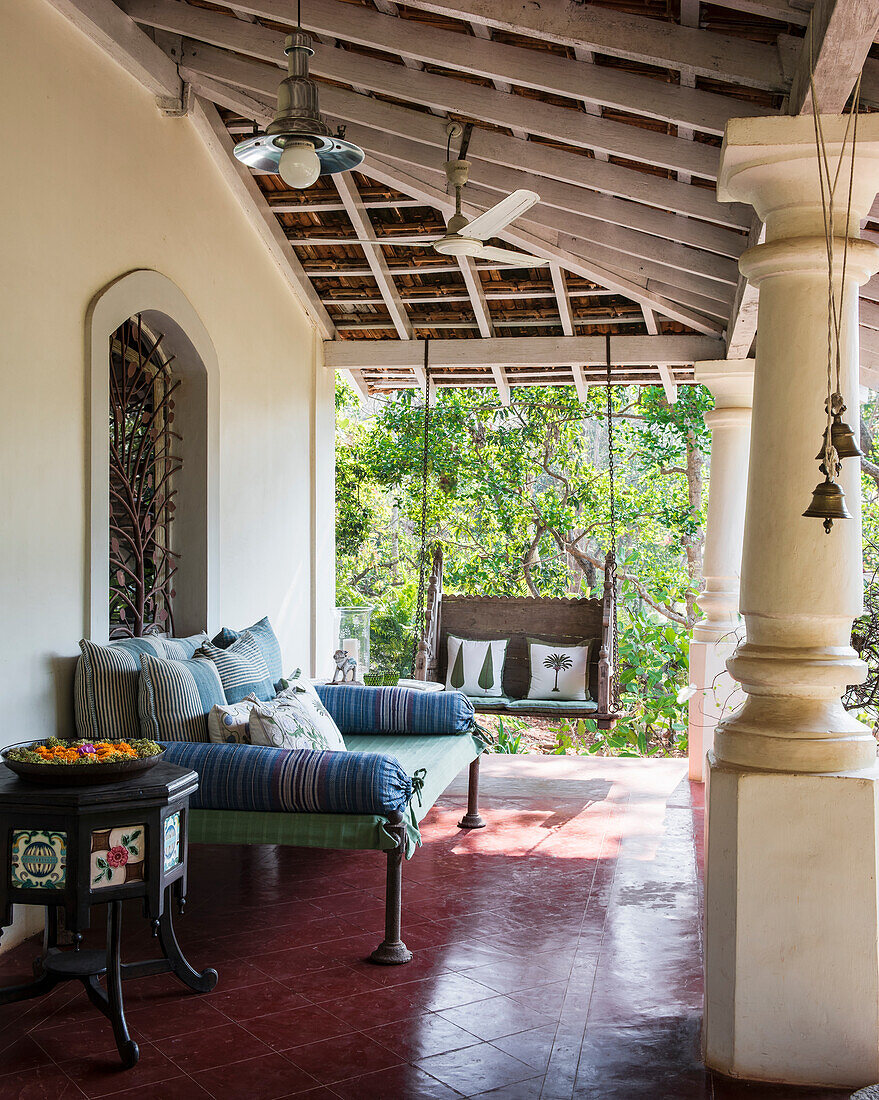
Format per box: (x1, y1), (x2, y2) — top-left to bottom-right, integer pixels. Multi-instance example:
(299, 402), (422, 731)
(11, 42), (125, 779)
(195, 631), (275, 704)
(76, 637), (167, 741)
(138, 654), (225, 742)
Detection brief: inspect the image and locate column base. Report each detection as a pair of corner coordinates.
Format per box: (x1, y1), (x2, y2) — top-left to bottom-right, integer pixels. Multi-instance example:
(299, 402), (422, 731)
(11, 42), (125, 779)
(704, 753), (879, 1089)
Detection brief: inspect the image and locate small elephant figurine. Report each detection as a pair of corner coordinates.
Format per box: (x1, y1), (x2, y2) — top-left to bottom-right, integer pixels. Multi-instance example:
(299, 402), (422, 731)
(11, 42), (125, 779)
(331, 649), (358, 684)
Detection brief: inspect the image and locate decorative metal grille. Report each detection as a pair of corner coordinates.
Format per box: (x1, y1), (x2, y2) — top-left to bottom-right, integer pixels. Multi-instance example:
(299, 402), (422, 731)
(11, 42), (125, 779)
(108, 316), (181, 638)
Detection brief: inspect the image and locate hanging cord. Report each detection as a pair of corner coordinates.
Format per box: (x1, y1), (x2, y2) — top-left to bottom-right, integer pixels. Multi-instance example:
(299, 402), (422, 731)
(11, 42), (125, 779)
(811, 71), (861, 479)
(605, 334), (620, 712)
(411, 339), (432, 677)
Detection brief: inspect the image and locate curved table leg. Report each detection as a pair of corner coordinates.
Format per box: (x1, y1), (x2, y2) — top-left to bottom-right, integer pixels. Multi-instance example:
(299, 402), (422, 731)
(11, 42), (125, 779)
(156, 903), (217, 993)
(106, 901), (139, 1069)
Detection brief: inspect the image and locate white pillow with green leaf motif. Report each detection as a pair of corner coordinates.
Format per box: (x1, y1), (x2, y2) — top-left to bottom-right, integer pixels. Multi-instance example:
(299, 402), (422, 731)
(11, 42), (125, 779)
(248, 686), (346, 752)
(445, 635), (508, 698)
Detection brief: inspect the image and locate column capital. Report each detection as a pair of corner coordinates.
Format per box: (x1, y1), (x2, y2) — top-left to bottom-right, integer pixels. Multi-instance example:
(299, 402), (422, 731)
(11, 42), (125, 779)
(718, 114), (879, 240)
(694, 358), (754, 410)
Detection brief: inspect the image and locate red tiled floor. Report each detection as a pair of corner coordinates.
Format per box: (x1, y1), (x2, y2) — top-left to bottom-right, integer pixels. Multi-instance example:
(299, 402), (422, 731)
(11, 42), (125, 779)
(0, 757), (854, 1098)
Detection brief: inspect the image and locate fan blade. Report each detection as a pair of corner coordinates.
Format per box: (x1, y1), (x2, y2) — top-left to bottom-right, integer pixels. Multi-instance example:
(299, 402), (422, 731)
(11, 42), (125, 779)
(478, 246), (549, 268)
(465, 190), (539, 240)
(331, 238), (438, 246)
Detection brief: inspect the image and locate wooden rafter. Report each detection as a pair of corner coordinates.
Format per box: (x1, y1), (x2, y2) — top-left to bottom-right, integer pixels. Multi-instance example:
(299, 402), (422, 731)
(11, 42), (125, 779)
(333, 173), (413, 344)
(149, 0), (775, 135)
(325, 334), (725, 372)
(189, 98), (335, 338)
(178, 43), (752, 230)
(457, 256), (510, 404)
(360, 152), (727, 334)
(124, 1), (722, 179)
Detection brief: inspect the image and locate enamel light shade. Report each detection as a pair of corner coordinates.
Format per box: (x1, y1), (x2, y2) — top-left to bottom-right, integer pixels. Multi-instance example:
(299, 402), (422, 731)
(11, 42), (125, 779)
(233, 31), (364, 181)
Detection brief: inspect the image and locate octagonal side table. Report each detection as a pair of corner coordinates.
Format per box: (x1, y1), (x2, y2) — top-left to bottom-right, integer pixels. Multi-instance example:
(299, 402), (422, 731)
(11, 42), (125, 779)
(0, 761), (217, 1067)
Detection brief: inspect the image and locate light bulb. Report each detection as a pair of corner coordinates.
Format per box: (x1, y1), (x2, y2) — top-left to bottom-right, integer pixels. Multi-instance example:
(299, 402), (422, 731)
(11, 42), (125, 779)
(278, 140), (321, 188)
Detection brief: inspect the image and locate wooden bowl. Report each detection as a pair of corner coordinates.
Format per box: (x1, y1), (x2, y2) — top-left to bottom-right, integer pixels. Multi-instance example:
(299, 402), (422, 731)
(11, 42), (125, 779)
(1, 743), (165, 786)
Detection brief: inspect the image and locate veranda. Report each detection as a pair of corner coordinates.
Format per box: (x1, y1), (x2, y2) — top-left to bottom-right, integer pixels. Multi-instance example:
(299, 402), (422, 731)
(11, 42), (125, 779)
(3, 0), (879, 1096)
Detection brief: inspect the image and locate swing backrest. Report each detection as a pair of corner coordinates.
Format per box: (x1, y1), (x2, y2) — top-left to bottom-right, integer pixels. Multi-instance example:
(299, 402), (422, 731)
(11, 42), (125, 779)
(436, 595), (606, 700)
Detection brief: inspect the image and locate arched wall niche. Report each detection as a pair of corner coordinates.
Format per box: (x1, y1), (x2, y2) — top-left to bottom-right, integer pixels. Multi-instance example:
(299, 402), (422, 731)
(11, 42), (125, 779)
(87, 270), (219, 642)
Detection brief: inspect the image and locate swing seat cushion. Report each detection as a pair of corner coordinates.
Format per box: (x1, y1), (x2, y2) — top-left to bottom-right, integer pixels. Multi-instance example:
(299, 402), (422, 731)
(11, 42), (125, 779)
(467, 695), (598, 717)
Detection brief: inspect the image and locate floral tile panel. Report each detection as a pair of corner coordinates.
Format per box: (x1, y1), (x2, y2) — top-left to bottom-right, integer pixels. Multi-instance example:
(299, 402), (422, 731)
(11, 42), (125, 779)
(11, 830), (67, 889)
(91, 824), (145, 889)
(163, 811), (181, 873)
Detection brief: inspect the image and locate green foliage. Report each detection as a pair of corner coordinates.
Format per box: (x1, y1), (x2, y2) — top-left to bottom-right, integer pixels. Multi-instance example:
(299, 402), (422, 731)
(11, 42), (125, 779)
(493, 717), (526, 754)
(550, 611), (690, 757)
(335, 379), (711, 755)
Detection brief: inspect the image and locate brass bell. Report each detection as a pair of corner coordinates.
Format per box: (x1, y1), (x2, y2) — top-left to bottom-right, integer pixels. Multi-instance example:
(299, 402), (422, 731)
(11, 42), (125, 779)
(830, 412), (863, 459)
(803, 475), (852, 533)
(817, 392), (864, 461)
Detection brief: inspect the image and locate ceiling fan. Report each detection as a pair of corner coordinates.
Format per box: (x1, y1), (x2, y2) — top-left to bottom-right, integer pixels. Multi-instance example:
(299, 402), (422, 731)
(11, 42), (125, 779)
(330, 158), (547, 268)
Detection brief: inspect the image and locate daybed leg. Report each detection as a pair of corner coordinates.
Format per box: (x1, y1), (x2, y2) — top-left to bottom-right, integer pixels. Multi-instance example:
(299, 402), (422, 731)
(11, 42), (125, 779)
(458, 757), (486, 830)
(369, 812), (412, 966)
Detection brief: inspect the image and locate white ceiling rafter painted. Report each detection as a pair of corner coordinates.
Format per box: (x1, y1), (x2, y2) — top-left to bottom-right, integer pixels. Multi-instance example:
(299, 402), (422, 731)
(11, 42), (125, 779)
(366, 0), (879, 103)
(457, 256), (511, 403)
(191, 0), (775, 135)
(346, 153), (726, 334)
(123, 0), (722, 179)
(178, 67), (729, 332)
(325, 334), (725, 371)
(333, 173), (414, 344)
(176, 41), (752, 230)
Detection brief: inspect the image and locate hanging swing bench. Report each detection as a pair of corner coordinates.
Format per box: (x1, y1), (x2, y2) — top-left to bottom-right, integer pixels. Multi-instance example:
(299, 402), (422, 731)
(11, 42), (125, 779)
(411, 337), (622, 731)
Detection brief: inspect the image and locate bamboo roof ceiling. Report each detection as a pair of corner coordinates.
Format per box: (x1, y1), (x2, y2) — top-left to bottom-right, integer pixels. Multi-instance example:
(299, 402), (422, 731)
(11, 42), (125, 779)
(110, 0), (879, 398)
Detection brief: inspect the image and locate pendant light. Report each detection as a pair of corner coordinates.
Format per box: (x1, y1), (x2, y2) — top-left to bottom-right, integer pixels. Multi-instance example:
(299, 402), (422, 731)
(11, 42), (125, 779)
(232, 2), (364, 188)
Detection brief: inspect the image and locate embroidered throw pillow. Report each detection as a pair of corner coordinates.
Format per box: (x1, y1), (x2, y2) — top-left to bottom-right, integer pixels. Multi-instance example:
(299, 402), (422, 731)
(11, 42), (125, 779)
(207, 699), (258, 744)
(249, 689), (346, 752)
(76, 636), (167, 742)
(210, 617), (283, 684)
(445, 635), (508, 698)
(526, 640), (591, 701)
(195, 631), (275, 704)
(138, 654), (226, 742)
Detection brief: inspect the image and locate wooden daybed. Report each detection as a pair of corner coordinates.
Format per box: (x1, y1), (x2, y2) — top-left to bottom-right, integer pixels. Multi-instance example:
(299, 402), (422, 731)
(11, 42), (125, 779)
(415, 549), (620, 728)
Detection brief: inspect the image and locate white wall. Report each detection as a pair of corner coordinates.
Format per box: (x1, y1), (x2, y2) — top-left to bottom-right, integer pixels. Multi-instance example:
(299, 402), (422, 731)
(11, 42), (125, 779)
(0, 0), (335, 948)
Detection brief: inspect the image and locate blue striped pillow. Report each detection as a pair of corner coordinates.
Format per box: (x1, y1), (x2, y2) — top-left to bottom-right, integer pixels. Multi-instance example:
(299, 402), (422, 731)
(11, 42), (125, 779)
(162, 633), (209, 660)
(138, 654), (225, 742)
(195, 631), (275, 704)
(76, 637), (167, 741)
(211, 617), (283, 683)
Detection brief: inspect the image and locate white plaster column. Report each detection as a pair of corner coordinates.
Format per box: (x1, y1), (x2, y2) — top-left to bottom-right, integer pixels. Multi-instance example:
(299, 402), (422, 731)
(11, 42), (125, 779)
(704, 115), (879, 1089)
(687, 360), (753, 782)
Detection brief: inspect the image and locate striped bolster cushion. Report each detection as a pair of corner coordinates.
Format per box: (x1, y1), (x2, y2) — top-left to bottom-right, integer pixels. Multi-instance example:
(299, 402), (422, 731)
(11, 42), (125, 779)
(314, 685), (475, 736)
(160, 742), (413, 816)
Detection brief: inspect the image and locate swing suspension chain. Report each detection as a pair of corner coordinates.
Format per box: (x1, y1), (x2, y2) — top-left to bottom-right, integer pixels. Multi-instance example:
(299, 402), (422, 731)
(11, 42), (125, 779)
(411, 339), (432, 677)
(605, 335), (620, 712)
